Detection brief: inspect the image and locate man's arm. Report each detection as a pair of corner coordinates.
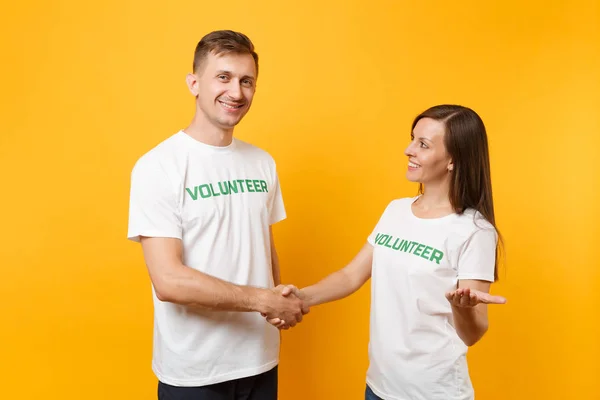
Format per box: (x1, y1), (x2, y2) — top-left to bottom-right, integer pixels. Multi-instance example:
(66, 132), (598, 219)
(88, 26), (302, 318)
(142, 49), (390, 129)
(269, 227), (281, 286)
(446, 279), (506, 346)
(140, 236), (304, 323)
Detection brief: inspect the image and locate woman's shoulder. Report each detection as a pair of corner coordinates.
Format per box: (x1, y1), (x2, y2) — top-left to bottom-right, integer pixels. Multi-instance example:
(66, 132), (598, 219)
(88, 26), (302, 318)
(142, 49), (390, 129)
(457, 208), (497, 234)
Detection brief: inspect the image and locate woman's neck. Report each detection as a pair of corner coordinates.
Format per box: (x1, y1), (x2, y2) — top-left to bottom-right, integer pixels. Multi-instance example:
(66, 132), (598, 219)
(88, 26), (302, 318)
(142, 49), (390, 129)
(413, 181), (453, 218)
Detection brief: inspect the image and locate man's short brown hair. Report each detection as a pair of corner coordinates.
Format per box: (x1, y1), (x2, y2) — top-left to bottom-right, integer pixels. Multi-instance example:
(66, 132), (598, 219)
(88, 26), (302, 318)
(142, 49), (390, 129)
(193, 30), (259, 75)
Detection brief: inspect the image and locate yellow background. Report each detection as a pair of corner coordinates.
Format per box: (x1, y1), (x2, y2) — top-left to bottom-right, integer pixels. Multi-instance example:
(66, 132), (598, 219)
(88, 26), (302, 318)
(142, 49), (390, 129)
(1, 0), (599, 399)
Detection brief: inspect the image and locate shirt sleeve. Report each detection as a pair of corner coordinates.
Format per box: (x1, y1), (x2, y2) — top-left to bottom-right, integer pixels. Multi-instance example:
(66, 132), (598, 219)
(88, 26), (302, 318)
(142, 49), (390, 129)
(127, 156), (182, 242)
(367, 201), (393, 245)
(268, 171), (286, 225)
(456, 228), (497, 282)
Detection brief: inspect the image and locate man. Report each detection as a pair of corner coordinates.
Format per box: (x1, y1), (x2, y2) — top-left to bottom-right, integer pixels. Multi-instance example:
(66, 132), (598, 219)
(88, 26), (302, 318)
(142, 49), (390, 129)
(127, 30), (306, 400)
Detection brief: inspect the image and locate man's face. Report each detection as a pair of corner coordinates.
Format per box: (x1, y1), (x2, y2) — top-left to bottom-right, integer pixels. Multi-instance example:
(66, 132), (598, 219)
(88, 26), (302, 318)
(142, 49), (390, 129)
(190, 51), (257, 130)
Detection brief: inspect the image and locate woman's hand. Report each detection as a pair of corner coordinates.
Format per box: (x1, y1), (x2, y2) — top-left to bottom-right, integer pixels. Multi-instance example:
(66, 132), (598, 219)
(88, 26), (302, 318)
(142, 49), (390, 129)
(446, 287), (507, 307)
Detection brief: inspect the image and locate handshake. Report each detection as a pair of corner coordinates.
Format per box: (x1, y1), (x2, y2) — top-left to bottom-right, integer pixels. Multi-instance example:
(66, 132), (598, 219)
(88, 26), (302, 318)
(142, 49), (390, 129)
(259, 284), (309, 330)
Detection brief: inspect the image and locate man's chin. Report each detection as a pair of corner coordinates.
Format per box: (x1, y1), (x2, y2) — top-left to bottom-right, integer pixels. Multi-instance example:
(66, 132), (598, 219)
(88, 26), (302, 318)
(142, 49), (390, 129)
(217, 115), (246, 129)
(217, 120), (240, 129)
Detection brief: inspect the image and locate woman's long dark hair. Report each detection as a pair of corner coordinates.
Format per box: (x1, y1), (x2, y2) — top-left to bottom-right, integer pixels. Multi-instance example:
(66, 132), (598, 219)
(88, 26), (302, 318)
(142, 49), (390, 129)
(412, 104), (503, 281)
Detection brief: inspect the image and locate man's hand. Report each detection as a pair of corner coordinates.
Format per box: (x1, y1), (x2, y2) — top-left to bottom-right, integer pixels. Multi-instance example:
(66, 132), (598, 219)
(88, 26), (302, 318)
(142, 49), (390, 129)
(262, 285), (308, 330)
(259, 285), (308, 328)
(446, 287), (507, 308)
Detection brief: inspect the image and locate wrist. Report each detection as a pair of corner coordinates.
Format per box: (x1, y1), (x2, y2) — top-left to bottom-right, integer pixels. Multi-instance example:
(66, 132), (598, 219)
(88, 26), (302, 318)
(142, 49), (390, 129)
(451, 303), (478, 320)
(246, 287), (270, 314)
(300, 287), (315, 307)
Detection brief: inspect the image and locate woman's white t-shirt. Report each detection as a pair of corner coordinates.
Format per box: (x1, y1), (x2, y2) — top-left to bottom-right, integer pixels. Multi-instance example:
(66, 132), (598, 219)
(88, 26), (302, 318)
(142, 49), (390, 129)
(366, 197), (497, 400)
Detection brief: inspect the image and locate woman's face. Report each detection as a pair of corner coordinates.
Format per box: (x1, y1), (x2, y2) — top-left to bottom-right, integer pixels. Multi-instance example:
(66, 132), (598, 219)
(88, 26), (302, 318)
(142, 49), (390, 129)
(404, 117), (453, 185)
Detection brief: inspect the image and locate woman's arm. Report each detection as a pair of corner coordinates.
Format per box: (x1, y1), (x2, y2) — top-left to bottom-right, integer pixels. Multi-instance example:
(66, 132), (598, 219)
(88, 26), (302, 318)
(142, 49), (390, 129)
(301, 242), (374, 307)
(446, 280), (506, 346)
(266, 243), (374, 328)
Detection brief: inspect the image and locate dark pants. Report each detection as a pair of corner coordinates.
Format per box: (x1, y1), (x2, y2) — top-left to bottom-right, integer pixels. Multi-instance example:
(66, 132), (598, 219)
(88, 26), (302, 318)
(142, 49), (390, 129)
(158, 366), (278, 400)
(365, 384), (383, 400)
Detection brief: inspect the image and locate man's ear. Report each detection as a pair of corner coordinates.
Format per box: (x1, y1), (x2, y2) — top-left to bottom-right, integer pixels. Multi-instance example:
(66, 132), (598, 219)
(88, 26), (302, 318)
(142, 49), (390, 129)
(186, 73), (199, 97)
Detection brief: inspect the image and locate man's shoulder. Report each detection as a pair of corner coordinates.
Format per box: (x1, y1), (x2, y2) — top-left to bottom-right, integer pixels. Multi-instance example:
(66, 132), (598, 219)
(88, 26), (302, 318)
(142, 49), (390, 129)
(135, 132), (182, 166)
(234, 139), (277, 164)
(130, 132), (185, 175)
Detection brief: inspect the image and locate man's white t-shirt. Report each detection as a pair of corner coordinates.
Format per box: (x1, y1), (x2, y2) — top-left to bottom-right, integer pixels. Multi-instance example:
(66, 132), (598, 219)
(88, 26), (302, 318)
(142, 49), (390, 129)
(127, 131), (286, 387)
(366, 197), (497, 400)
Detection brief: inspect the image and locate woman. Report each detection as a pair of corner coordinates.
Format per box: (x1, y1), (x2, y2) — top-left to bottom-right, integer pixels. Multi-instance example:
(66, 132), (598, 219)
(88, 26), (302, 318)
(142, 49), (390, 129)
(271, 104), (507, 399)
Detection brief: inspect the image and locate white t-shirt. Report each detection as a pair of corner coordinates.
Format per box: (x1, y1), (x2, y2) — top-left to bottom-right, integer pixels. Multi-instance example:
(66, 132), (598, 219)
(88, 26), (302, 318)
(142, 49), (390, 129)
(127, 131), (286, 387)
(366, 197), (497, 400)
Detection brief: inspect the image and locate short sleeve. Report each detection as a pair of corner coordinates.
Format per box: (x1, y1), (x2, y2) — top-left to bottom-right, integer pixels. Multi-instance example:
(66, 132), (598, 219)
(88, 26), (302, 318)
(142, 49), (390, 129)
(367, 201), (393, 245)
(127, 156), (182, 242)
(268, 171), (286, 225)
(457, 228), (497, 282)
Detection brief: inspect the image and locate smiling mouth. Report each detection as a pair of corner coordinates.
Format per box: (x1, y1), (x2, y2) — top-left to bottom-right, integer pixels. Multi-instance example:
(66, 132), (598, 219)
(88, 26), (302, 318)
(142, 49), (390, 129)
(219, 101), (245, 109)
(408, 161), (421, 168)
